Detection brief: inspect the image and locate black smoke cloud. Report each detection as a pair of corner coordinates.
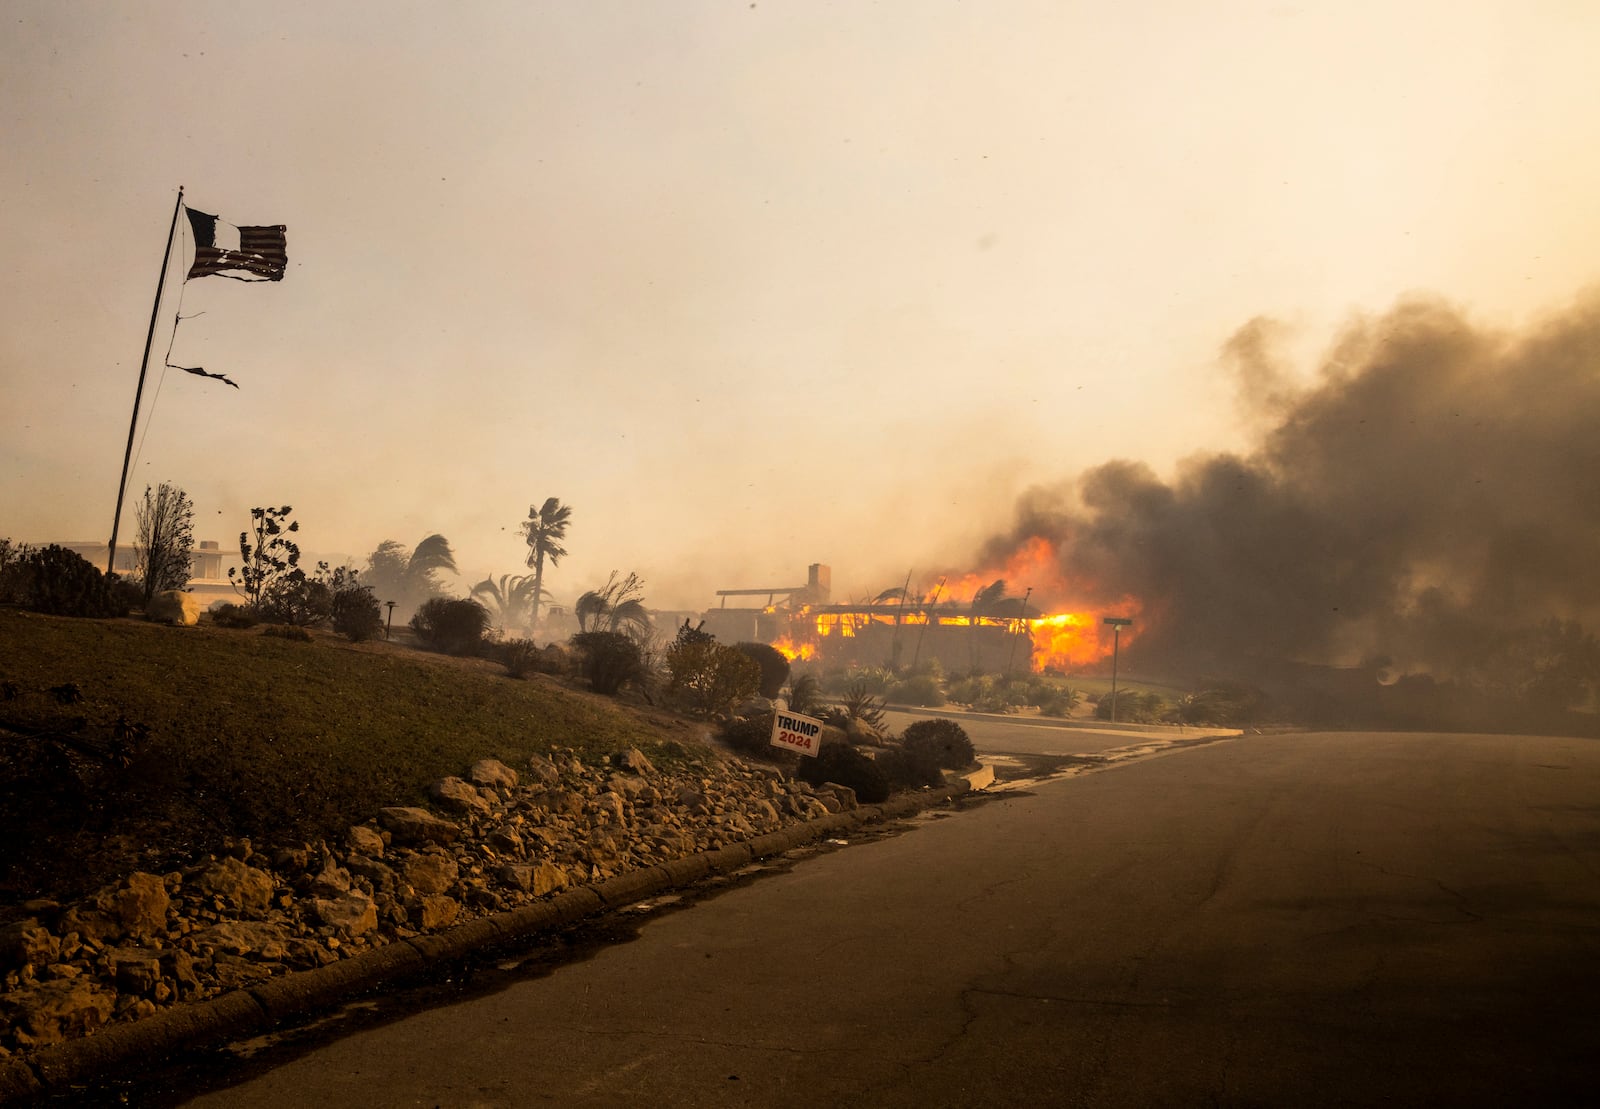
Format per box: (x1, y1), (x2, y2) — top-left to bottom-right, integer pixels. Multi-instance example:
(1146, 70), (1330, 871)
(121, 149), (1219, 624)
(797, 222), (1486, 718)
(982, 294), (1600, 677)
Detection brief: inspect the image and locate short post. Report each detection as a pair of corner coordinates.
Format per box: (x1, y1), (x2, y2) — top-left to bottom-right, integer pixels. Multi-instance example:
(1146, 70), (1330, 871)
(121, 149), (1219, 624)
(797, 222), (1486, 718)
(1103, 616), (1133, 722)
(385, 601), (396, 639)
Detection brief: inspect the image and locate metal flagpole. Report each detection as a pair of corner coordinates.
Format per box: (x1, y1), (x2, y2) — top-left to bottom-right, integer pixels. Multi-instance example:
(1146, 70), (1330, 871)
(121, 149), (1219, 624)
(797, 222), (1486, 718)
(108, 186), (184, 573)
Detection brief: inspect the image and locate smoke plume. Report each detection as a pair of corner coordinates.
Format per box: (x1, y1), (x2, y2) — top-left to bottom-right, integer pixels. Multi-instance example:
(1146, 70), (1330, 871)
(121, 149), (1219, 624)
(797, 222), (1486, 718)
(980, 294), (1600, 679)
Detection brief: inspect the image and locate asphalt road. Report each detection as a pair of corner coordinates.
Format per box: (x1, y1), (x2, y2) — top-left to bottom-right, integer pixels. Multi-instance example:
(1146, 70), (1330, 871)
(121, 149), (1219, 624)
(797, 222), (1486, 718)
(171, 730), (1600, 1108)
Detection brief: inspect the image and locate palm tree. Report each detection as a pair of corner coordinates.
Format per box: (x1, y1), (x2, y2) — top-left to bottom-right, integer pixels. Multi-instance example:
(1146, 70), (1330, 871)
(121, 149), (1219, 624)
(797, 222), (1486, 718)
(470, 573), (544, 634)
(522, 498), (572, 632)
(575, 571), (651, 638)
(363, 534), (458, 619)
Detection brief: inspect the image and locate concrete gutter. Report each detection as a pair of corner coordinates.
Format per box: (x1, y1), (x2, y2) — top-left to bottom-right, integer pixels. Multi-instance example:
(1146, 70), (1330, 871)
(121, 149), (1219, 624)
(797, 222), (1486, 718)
(0, 783), (969, 1103)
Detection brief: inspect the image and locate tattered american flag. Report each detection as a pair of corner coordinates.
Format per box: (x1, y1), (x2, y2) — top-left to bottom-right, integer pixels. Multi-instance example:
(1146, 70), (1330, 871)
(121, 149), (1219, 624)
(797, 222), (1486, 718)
(185, 208), (287, 282)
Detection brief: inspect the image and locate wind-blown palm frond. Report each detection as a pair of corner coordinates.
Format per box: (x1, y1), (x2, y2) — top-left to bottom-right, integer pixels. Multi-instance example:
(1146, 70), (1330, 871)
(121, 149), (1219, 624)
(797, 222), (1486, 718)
(363, 535), (458, 619)
(575, 571), (651, 637)
(409, 534), (458, 577)
(470, 573), (544, 631)
(574, 590), (609, 632)
(970, 579), (1009, 613)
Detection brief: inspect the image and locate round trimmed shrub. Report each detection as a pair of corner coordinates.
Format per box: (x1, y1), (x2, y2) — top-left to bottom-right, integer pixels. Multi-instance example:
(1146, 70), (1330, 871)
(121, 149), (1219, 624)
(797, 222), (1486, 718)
(901, 718), (976, 769)
(734, 642), (791, 699)
(410, 597), (491, 655)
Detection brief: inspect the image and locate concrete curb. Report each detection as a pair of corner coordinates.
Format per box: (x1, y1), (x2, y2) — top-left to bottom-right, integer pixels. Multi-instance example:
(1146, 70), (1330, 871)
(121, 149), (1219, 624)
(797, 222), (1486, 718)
(884, 704), (1242, 738)
(5, 783), (968, 1103)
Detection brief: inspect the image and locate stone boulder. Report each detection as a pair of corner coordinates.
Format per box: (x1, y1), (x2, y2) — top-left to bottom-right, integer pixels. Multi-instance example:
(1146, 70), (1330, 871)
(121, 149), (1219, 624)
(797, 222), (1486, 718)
(307, 858), (353, 899)
(59, 871), (171, 942)
(416, 896), (459, 931)
(526, 754), (562, 784)
(194, 857), (274, 918)
(345, 855), (398, 894)
(147, 590), (202, 626)
(378, 806), (460, 845)
(429, 776), (491, 815)
(0, 979), (115, 1046)
(346, 824), (386, 856)
(609, 748), (657, 776)
(191, 921), (291, 960)
(312, 892), (378, 937)
(468, 758), (519, 790)
(0, 919), (60, 970)
(109, 948), (162, 996)
(401, 852), (459, 898)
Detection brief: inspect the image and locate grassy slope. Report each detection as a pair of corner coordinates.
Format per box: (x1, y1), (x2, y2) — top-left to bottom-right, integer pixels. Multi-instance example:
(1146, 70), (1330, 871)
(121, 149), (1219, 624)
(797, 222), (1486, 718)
(0, 608), (703, 906)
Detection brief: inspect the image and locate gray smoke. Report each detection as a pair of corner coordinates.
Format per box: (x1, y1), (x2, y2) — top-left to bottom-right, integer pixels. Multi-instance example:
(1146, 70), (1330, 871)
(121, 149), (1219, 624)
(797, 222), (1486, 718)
(981, 294), (1600, 677)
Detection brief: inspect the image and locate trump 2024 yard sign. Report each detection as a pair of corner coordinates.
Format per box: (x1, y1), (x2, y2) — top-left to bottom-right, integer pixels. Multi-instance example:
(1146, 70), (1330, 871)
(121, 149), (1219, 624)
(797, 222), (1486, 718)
(770, 709), (825, 757)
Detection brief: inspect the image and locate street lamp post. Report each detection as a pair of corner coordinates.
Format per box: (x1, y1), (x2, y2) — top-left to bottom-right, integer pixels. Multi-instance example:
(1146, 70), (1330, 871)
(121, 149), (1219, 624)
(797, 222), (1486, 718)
(385, 601), (397, 640)
(1103, 616), (1133, 722)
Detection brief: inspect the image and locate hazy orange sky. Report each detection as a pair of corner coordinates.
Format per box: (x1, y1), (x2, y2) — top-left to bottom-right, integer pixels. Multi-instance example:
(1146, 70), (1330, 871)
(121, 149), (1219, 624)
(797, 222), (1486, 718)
(4, 2), (1598, 611)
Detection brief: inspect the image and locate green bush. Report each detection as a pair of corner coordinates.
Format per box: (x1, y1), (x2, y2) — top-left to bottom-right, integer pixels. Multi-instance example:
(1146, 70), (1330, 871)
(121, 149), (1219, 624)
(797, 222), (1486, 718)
(665, 637), (760, 717)
(1171, 682), (1268, 725)
(1095, 689), (1166, 723)
(886, 674), (946, 707)
(260, 573), (333, 627)
(735, 642), (791, 700)
(23, 545), (129, 618)
(825, 665), (892, 696)
(796, 741), (890, 803)
(499, 637), (541, 679)
(330, 581), (383, 642)
(571, 630), (646, 695)
(108, 575), (144, 613)
(902, 718), (976, 769)
(948, 674), (1028, 714)
(262, 624), (313, 642)
(410, 597), (491, 655)
(1033, 684), (1082, 717)
(0, 540), (32, 604)
(209, 602), (258, 628)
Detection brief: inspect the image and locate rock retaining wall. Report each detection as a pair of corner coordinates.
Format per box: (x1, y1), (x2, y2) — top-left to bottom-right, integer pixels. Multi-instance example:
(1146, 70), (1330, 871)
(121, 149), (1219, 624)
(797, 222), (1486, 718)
(0, 745), (887, 1077)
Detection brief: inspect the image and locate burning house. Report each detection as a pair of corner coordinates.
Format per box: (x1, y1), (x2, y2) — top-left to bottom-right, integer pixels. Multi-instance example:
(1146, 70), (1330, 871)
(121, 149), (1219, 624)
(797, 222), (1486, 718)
(705, 551), (1134, 676)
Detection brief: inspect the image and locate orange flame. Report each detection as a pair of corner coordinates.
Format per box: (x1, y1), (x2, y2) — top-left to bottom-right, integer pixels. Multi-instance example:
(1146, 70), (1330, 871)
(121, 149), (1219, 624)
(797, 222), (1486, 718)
(772, 635), (815, 662)
(1025, 613), (1098, 671)
(763, 536), (1144, 674)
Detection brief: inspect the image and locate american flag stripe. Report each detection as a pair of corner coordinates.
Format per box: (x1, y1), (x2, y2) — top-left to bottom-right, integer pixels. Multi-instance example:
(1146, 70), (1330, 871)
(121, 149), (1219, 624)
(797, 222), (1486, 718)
(186, 221), (287, 282)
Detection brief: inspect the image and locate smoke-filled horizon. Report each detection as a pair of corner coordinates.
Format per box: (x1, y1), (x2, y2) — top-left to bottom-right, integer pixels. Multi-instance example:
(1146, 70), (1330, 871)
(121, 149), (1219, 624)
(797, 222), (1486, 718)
(967, 294), (1600, 679)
